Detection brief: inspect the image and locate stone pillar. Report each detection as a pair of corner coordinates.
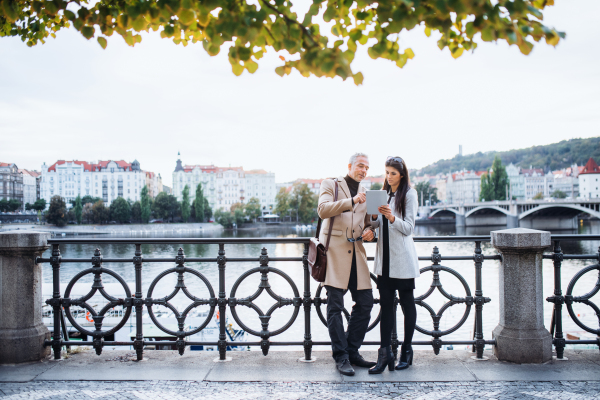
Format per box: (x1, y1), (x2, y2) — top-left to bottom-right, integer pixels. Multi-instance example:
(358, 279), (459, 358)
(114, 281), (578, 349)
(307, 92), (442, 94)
(0, 231), (51, 363)
(507, 215), (519, 229)
(491, 228), (552, 363)
(455, 214), (465, 227)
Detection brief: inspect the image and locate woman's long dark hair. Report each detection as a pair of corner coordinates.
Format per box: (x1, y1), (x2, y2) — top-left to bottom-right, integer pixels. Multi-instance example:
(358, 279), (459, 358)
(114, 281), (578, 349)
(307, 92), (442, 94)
(382, 157), (411, 220)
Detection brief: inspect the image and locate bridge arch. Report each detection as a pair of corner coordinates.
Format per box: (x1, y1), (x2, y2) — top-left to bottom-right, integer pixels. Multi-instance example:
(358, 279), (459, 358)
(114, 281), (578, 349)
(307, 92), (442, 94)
(429, 208), (461, 217)
(465, 206), (512, 218)
(519, 204), (600, 220)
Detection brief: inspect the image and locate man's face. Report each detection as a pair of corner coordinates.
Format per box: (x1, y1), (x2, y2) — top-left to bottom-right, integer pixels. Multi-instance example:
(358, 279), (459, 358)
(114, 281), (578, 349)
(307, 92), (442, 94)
(348, 156), (369, 182)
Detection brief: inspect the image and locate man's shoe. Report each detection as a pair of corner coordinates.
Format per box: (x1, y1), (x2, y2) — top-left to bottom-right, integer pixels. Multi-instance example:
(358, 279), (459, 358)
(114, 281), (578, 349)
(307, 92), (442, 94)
(336, 359), (355, 376)
(349, 354), (377, 368)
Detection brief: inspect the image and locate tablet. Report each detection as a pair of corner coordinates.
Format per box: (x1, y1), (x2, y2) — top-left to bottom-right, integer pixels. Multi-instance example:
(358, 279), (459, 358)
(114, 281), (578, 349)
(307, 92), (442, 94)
(366, 190), (387, 215)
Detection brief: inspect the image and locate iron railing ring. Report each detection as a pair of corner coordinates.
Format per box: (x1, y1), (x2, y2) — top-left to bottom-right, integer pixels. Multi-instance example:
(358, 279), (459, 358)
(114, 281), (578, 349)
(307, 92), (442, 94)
(63, 264), (132, 338)
(229, 266), (300, 337)
(314, 272), (382, 333)
(565, 263), (600, 335)
(228, 248), (301, 355)
(414, 264), (472, 338)
(145, 249), (216, 339)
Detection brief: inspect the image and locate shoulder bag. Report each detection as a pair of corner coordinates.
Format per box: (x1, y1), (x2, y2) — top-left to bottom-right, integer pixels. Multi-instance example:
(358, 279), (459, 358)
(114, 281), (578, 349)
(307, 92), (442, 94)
(307, 180), (339, 282)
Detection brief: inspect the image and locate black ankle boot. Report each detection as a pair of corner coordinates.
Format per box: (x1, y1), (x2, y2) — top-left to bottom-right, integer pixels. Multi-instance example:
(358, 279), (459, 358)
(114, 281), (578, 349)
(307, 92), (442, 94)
(368, 346), (395, 374)
(395, 345), (413, 370)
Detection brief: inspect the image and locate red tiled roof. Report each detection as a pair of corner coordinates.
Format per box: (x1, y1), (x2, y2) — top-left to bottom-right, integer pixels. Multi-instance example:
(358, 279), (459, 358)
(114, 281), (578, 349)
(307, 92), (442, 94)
(18, 169), (40, 177)
(246, 169), (269, 175)
(182, 165), (244, 173)
(0, 162), (14, 167)
(296, 178), (324, 184)
(47, 160), (93, 172)
(521, 168), (544, 177)
(365, 177), (385, 183)
(580, 158), (600, 175)
(47, 160), (132, 172)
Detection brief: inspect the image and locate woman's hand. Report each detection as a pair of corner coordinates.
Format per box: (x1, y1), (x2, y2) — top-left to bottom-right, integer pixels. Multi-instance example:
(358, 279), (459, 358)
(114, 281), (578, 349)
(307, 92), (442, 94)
(362, 228), (374, 242)
(378, 205), (396, 223)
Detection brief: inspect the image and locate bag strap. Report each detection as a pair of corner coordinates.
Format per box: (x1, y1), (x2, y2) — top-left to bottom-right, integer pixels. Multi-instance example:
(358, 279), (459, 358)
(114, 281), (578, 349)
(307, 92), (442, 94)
(324, 180), (339, 252)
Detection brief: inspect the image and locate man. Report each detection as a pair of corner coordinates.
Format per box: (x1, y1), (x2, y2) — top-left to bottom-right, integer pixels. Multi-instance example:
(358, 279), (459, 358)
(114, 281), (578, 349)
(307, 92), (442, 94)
(317, 152), (376, 376)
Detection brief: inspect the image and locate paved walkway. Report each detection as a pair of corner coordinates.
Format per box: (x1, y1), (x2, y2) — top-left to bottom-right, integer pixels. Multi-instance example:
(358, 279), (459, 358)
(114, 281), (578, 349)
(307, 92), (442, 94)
(1, 350), (599, 399)
(1, 381), (599, 399)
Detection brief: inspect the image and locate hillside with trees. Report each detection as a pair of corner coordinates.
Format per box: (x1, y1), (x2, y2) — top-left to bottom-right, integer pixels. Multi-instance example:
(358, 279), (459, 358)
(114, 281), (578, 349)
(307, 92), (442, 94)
(417, 137), (600, 176)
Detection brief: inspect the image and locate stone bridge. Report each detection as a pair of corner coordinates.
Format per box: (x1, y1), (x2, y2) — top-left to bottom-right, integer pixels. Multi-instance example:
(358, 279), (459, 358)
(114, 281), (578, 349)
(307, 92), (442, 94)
(427, 199), (600, 229)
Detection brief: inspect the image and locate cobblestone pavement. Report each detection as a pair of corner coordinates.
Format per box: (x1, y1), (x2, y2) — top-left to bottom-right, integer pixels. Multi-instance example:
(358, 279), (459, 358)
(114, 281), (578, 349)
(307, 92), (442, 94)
(1, 381), (599, 400)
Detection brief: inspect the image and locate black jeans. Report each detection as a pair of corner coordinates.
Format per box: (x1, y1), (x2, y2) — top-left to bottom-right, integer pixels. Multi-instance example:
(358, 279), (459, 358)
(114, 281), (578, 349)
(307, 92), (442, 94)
(325, 285), (374, 362)
(379, 288), (417, 349)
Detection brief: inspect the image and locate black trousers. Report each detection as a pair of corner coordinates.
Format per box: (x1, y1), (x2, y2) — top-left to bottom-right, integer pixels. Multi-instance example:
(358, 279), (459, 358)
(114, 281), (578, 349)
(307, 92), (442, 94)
(326, 285), (373, 362)
(379, 288), (417, 348)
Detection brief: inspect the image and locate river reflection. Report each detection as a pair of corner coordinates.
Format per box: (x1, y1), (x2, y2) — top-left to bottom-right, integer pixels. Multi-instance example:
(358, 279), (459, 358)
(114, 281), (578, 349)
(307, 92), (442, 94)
(41, 221), (600, 353)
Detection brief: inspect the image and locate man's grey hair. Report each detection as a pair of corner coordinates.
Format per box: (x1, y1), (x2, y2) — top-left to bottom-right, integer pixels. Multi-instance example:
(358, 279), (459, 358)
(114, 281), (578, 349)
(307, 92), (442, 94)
(349, 153), (369, 166)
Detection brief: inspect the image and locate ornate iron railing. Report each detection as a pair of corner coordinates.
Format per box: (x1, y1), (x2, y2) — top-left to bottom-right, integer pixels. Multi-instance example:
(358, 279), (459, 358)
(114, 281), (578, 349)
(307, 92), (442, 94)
(38, 236), (500, 362)
(545, 234), (600, 359)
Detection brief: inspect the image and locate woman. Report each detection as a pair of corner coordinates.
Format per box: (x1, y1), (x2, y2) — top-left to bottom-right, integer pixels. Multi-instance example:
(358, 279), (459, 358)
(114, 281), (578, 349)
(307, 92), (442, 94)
(368, 156), (420, 374)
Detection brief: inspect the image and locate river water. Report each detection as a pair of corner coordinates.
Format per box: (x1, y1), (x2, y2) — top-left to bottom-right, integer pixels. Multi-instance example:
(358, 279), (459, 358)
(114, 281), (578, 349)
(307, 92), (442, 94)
(41, 221), (600, 353)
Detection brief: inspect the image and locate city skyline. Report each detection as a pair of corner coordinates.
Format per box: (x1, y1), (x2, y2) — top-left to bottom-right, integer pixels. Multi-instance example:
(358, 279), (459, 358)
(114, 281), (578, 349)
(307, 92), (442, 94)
(1, 0), (599, 186)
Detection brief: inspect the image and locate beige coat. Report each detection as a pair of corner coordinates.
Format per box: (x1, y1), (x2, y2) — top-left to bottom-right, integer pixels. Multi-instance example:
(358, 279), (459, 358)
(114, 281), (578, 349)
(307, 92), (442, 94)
(317, 177), (373, 290)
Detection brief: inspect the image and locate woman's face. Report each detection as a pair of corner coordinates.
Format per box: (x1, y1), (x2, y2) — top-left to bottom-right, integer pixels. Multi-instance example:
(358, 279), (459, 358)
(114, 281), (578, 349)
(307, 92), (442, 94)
(385, 165), (403, 188)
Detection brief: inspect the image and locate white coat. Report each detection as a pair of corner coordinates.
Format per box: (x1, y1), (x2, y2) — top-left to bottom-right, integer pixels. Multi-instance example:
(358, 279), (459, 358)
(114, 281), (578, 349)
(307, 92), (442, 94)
(371, 188), (420, 279)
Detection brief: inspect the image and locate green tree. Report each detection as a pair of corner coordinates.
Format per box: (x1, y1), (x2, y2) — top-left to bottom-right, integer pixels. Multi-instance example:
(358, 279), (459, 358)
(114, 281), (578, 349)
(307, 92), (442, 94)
(131, 201), (142, 222)
(214, 209), (234, 228)
(32, 199), (46, 211)
(275, 188), (290, 219)
(245, 197), (262, 221)
(2, 1), (564, 85)
(46, 196), (67, 227)
(7, 199), (21, 212)
(479, 155), (509, 201)
(289, 183), (317, 223)
(203, 198), (212, 222)
(153, 192), (170, 220)
(233, 208), (245, 226)
(25, 202), (32, 210)
(153, 192), (180, 222)
(73, 195), (83, 224)
(141, 185), (151, 223)
(110, 197), (131, 223)
(371, 182), (383, 190)
(414, 181), (438, 206)
(0, 199), (8, 212)
(81, 195), (101, 205)
(82, 203), (93, 224)
(194, 183), (205, 222)
(181, 185), (191, 222)
(551, 190), (567, 199)
(92, 200), (110, 224)
(480, 173), (494, 202)
(533, 192), (544, 200)
(230, 202), (244, 213)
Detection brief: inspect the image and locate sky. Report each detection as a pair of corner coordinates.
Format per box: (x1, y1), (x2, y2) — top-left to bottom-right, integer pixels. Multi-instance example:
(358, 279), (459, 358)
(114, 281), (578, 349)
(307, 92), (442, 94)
(1, 1), (599, 187)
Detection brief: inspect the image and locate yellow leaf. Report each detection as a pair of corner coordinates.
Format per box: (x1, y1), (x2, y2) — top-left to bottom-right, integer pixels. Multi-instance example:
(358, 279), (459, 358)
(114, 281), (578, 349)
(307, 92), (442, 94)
(424, 27), (431, 37)
(451, 47), (464, 59)
(518, 40), (533, 55)
(231, 63), (243, 76)
(405, 48), (415, 59)
(97, 37), (107, 49)
(246, 60), (258, 73)
(352, 72), (363, 85)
